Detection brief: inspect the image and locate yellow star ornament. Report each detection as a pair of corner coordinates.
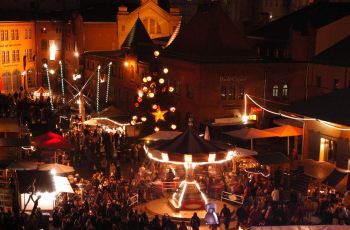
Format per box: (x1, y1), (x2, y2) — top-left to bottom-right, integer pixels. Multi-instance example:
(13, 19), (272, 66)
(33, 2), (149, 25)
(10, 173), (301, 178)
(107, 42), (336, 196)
(152, 107), (168, 122)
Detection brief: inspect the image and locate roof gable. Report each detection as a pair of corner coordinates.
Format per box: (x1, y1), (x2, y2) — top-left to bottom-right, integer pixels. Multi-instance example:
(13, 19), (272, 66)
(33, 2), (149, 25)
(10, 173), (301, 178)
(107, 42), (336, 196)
(164, 3), (256, 62)
(285, 88), (350, 127)
(121, 17), (153, 48)
(312, 35), (350, 67)
(249, 2), (350, 41)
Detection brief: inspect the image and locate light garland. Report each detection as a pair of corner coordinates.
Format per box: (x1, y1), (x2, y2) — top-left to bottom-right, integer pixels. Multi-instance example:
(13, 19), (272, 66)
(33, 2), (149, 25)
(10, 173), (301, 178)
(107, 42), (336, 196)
(244, 94), (350, 131)
(96, 65), (101, 113)
(44, 64), (54, 111)
(106, 62), (112, 103)
(59, 60), (65, 104)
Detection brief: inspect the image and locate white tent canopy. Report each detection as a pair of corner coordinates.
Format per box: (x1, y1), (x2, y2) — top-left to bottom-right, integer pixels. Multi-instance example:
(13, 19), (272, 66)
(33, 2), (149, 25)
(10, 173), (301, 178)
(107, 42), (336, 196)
(54, 176), (74, 193)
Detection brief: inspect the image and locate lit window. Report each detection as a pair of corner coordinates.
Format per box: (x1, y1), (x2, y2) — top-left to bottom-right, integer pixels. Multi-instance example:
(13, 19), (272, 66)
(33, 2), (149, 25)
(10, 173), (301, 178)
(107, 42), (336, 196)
(282, 84), (288, 97)
(272, 85), (279, 97)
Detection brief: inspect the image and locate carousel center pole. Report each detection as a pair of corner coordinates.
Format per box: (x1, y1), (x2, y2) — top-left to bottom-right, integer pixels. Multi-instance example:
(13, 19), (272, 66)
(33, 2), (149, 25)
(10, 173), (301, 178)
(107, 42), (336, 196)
(80, 93), (85, 129)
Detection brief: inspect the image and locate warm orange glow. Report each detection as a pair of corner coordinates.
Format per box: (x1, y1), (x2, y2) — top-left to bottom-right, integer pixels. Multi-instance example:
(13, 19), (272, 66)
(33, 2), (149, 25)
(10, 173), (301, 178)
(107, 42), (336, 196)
(124, 61), (129, 67)
(151, 107), (168, 122)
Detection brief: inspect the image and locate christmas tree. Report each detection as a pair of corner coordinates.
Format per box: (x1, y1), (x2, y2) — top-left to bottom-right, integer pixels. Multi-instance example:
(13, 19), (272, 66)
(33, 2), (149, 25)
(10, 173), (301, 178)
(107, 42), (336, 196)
(131, 50), (179, 133)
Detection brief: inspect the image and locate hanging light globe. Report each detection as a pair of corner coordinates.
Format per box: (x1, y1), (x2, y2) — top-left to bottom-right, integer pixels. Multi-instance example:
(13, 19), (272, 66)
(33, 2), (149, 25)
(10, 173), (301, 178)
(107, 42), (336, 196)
(152, 104), (158, 110)
(141, 117), (147, 122)
(163, 68), (169, 74)
(159, 78), (165, 84)
(171, 124), (177, 130)
(154, 127), (160, 132)
(146, 76), (152, 81)
(170, 107), (176, 112)
(169, 86), (174, 92)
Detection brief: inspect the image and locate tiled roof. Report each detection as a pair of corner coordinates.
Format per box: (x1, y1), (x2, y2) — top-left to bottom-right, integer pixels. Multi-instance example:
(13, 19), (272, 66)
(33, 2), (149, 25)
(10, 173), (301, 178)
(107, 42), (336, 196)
(312, 35), (350, 67)
(164, 3), (256, 63)
(285, 88), (350, 127)
(249, 2), (350, 41)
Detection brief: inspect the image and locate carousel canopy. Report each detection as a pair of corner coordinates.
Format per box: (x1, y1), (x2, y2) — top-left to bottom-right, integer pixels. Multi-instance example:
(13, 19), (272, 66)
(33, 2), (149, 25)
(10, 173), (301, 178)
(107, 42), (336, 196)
(33, 87), (49, 96)
(141, 130), (182, 141)
(146, 127), (232, 163)
(32, 132), (73, 150)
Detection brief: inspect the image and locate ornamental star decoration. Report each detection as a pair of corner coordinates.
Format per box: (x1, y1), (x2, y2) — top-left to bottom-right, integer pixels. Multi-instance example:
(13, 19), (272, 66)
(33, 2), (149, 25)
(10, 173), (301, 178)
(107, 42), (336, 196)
(151, 107), (168, 122)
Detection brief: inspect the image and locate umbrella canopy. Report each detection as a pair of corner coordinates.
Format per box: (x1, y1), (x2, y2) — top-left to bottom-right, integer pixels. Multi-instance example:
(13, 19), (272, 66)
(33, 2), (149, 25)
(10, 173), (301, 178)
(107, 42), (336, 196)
(141, 131), (182, 141)
(146, 127), (232, 163)
(91, 105), (127, 118)
(54, 176), (74, 193)
(263, 125), (303, 137)
(7, 161), (40, 170)
(224, 128), (275, 140)
(38, 163), (75, 174)
(32, 132), (73, 150)
(295, 159), (335, 180)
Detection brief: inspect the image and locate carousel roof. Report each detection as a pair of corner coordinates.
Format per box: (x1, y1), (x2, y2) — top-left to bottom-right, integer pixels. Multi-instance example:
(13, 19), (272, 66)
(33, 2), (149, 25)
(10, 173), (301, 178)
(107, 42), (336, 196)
(146, 127), (232, 163)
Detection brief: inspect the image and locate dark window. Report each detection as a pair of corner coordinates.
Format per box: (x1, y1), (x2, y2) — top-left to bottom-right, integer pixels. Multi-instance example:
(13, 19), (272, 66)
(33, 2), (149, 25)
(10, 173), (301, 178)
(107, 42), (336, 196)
(333, 79), (339, 90)
(316, 76), (322, 87)
(238, 82), (244, 99)
(220, 85), (226, 100)
(41, 39), (47, 50)
(228, 83), (235, 100)
(175, 80), (182, 95)
(186, 84), (193, 99)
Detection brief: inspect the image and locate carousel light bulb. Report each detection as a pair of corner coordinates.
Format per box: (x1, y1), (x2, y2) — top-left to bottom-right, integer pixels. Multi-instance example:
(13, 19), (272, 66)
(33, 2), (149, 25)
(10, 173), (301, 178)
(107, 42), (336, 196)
(154, 127), (160, 132)
(138, 90), (143, 98)
(159, 78), (165, 84)
(171, 124), (177, 130)
(49, 69), (55, 75)
(141, 117), (147, 122)
(149, 92), (155, 98)
(131, 120), (136, 125)
(152, 104), (158, 110)
(146, 76), (152, 81)
(163, 68), (169, 74)
(154, 50), (160, 57)
(169, 86), (174, 92)
(74, 51), (79, 57)
(170, 107), (176, 112)
(132, 115), (138, 120)
(242, 115), (249, 124)
(143, 77), (147, 83)
(142, 86), (148, 92)
(43, 63), (48, 68)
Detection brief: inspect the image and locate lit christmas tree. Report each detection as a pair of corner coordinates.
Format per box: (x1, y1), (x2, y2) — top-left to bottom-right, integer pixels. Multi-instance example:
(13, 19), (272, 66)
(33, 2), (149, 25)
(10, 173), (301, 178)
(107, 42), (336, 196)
(131, 50), (179, 133)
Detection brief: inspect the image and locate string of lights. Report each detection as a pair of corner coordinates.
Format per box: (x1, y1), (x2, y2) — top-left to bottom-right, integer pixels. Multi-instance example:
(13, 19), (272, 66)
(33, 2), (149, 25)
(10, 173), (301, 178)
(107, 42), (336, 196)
(43, 64), (54, 111)
(96, 65), (101, 113)
(245, 94), (350, 131)
(106, 62), (112, 103)
(59, 60), (65, 104)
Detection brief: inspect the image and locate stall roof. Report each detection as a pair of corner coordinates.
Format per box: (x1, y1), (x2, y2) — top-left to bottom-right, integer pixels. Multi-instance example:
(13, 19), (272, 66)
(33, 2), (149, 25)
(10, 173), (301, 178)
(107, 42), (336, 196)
(0, 118), (19, 133)
(54, 176), (74, 193)
(295, 159), (335, 180)
(253, 152), (289, 165)
(322, 169), (348, 187)
(17, 170), (55, 193)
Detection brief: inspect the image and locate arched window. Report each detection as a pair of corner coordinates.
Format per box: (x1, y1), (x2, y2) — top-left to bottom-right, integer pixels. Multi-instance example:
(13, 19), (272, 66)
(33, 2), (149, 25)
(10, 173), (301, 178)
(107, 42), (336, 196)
(12, 70), (21, 92)
(27, 68), (35, 88)
(272, 85), (279, 97)
(2, 71), (11, 93)
(282, 84), (288, 97)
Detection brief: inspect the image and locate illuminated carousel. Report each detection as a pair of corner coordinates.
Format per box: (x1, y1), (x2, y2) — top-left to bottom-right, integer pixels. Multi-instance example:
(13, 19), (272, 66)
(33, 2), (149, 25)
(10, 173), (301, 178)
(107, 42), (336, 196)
(140, 120), (236, 220)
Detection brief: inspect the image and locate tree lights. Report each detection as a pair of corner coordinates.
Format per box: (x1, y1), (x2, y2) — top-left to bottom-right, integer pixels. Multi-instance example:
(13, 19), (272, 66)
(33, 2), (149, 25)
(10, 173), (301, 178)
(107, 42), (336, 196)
(96, 65), (101, 113)
(43, 64), (54, 111)
(131, 50), (178, 132)
(59, 60), (65, 104)
(106, 62), (112, 103)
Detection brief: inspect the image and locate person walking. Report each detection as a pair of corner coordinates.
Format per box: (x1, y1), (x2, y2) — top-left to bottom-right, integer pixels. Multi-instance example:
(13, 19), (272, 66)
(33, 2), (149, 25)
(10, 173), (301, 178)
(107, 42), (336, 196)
(220, 204), (232, 230)
(190, 212), (201, 230)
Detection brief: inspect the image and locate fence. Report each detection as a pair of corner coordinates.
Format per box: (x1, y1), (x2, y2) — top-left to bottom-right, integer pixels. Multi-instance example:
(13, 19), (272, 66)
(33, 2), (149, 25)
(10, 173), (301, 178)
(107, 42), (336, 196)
(128, 193), (139, 207)
(221, 191), (244, 205)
